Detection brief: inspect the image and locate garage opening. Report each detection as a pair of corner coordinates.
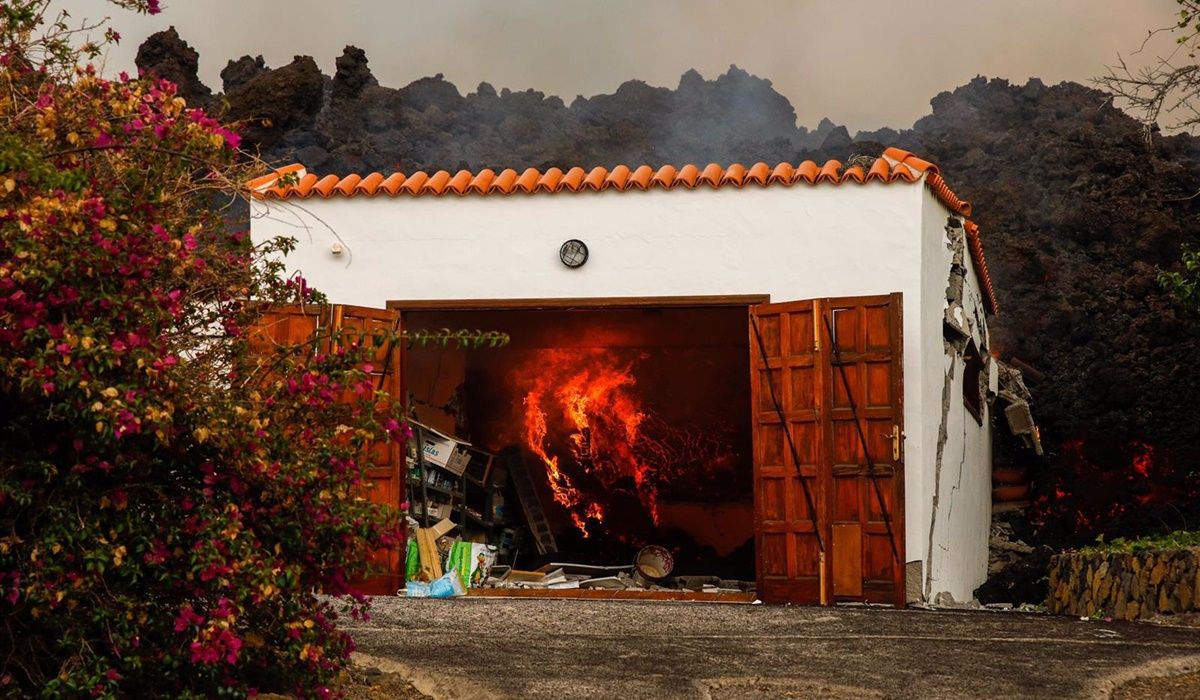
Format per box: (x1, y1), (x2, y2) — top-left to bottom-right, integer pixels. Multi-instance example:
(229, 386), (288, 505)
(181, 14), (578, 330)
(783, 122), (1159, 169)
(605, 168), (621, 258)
(392, 294), (904, 605)
(400, 300), (758, 590)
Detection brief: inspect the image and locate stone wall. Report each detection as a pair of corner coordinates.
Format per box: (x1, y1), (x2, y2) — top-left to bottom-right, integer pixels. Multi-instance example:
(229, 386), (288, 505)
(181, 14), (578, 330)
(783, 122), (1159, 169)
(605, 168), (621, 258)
(1047, 549), (1200, 620)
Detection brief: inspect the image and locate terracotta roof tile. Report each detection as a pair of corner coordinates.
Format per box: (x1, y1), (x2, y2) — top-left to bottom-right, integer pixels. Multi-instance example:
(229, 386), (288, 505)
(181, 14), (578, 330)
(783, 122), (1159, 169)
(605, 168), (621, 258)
(720, 163), (747, 187)
(492, 168), (518, 193)
(676, 163), (701, 188)
(446, 169), (472, 195)
(964, 220), (999, 314)
(651, 164), (677, 188)
(866, 158), (890, 182)
(842, 164), (866, 183)
(629, 165), (655, 189)
(746, 162), (771, 185)
(467, 169), (495, 194)
(794, 160), (820, 183)
(605, 164), (632, 189)
(583, 166), (608, 190)
(249, 148), (995, 313)
(816, 159), (842, 183)
(561, 167), (586, 191)
(699, 163), (724, 187)
(291, 172), (318, 197)
(380, 172), (406, 195)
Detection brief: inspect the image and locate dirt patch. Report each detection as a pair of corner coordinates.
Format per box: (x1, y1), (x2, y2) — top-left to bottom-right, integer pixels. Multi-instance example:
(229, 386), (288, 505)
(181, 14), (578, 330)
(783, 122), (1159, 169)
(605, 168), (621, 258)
(349, 651), (497, 700)
(1112, 672), (1200, 700)
(257, 661), (430, 700)
(699, 677), (882, 700)
(1147, 612), (1200, 629)
(339, 662), (430, 700)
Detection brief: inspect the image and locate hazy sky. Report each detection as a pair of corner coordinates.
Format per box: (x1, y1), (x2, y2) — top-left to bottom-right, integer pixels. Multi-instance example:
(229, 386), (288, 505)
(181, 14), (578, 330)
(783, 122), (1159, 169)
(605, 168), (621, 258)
(54, 0), (1180, 132)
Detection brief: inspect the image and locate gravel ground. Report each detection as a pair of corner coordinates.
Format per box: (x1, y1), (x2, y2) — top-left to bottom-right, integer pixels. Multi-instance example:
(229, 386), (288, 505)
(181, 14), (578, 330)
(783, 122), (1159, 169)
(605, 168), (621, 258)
(340, 597), (1200, 699)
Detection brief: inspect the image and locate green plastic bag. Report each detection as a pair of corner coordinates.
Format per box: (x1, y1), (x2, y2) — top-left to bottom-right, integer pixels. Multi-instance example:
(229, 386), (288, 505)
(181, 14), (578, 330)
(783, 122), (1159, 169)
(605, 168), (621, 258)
(405, 537), (419, 582)
(445, 541), (468, 587)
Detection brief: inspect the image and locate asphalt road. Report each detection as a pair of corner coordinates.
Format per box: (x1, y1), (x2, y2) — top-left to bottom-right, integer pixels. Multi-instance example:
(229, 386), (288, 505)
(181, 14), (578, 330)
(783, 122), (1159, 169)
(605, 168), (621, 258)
(343, 597), (1200, 699)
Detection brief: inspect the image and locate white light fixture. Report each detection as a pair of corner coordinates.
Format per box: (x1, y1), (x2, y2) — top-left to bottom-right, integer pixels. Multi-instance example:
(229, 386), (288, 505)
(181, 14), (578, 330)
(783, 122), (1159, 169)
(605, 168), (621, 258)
(559, 239), (588, 268)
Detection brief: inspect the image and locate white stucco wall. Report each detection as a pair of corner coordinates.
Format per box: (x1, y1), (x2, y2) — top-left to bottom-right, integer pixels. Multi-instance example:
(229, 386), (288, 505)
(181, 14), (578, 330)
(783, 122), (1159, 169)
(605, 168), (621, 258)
(251, 184), (922, 305)
(918, 188), (994, 602)
(251, 180), (992, 597)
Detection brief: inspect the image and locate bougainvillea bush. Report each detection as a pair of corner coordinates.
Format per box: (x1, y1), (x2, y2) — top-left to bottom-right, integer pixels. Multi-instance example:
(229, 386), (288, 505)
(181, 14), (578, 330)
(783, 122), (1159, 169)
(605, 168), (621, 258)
(0, 2), (406, 696)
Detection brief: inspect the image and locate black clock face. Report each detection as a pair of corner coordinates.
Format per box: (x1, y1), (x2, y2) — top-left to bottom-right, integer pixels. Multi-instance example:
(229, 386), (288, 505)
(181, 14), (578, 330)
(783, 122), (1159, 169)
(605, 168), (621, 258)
(560, 239), (588, 268)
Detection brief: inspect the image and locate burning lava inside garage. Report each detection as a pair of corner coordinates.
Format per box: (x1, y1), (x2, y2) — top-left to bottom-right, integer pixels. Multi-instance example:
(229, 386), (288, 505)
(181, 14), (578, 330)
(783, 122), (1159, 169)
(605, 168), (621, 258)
(403, 305), (756, 578)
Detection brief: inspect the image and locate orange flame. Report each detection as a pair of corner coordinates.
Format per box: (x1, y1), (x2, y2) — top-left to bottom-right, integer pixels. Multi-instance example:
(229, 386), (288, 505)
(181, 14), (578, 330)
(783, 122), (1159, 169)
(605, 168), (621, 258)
(519, 349), (659, 534)
(522, 390), (581, 509)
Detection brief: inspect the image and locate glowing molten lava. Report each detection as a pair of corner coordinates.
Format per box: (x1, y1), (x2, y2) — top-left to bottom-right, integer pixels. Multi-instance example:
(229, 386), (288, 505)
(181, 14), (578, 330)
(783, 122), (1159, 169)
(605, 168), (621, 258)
(521, 349), (657, 534)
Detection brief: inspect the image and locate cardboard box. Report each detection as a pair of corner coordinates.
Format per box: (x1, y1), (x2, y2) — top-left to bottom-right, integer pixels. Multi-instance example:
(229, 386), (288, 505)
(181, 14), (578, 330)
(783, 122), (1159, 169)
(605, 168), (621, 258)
(430, 517), (457, 539)
(442, 448), (471, 476)
(411, 421), (472, 474)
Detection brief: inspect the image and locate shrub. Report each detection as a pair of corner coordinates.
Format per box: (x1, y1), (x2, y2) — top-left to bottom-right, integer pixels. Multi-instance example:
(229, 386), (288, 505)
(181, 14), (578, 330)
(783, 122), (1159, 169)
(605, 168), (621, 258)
(0, 2), (406, 696)
(1081, 530), (1200, 554)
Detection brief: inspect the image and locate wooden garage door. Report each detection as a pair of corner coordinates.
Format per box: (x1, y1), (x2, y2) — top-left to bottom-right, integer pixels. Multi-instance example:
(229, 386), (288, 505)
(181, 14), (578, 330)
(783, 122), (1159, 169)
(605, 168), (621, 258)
(332, 305), (405, 595)
(750, 294), (904, 606)
(250, 304), (406, 595)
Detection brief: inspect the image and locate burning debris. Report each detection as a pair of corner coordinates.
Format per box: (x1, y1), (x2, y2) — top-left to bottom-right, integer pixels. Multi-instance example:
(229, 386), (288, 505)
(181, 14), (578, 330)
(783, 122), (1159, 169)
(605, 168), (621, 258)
(517, 346), (740, 541)
(401, 309), (757, 600)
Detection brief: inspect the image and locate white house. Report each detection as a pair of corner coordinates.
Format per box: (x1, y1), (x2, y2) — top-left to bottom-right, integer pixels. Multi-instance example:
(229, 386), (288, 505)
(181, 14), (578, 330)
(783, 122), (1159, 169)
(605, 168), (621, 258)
(248, 147), (1000, 605)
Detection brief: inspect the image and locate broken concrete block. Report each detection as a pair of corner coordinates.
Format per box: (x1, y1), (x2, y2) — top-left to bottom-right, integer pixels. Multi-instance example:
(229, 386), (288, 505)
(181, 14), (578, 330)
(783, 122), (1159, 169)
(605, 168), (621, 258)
(671, 575), (721, 591)
(579, 576), (626, 590)
(1004, 400), (1036, 436)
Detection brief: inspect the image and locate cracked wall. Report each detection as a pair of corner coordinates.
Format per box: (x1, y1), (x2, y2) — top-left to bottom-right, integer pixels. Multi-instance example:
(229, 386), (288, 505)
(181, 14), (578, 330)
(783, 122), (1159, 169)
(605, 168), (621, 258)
(915, 193), (994, 603)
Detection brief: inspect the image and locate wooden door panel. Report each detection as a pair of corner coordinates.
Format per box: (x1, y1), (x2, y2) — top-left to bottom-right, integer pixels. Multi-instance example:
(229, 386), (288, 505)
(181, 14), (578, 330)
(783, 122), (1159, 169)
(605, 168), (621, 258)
(832, 524), (864, 597)
(864, 362), (894, 408)
(756, 368), (784, 413)
(823, 295), (904, 606)
(752, 294), (904, 607)
(788, 364), (819, 411)
(335, 305), (404, 596)
(247, 304), (325, 355)
(247, 304), (406, 596)
(750, 300), (826, 605)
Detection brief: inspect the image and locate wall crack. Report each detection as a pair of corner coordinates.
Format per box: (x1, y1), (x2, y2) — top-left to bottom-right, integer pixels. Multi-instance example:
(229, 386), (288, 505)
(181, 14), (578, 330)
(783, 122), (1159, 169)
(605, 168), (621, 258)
(924, 351), (955, 600)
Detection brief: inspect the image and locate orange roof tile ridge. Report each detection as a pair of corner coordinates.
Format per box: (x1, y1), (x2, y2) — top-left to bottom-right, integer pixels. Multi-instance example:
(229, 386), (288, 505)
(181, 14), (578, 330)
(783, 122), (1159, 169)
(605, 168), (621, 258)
(249, 149), (995, 314)
(963, 220), (999, 314)
(248, 151), (975, 222)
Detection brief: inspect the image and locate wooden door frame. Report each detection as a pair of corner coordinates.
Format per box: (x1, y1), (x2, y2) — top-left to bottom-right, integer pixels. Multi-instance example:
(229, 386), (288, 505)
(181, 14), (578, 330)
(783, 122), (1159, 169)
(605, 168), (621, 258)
(387, 293), (904, 606)
(391, 293), (770, 590)
(387, 294), (770, 312)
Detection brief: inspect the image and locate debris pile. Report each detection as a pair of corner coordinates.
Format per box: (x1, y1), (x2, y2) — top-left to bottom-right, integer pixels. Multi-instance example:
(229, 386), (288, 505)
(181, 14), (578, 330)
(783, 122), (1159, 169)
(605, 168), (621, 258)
(401, 422), (754, 599)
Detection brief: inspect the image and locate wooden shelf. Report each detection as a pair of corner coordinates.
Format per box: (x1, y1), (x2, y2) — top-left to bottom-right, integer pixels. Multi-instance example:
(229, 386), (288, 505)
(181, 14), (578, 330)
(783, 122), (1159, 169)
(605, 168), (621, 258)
(463, 509), (494, 528)
(407, 478), (456, 497)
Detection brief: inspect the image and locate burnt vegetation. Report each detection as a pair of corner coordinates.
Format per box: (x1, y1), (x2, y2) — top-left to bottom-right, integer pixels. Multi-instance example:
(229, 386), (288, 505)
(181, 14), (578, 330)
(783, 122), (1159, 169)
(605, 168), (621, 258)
(137, 29), (1200, 544)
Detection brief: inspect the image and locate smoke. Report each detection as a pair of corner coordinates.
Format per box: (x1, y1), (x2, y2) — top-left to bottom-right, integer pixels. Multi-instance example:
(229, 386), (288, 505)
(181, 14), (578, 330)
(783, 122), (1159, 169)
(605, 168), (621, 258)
(55, 0), (1178, 133)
